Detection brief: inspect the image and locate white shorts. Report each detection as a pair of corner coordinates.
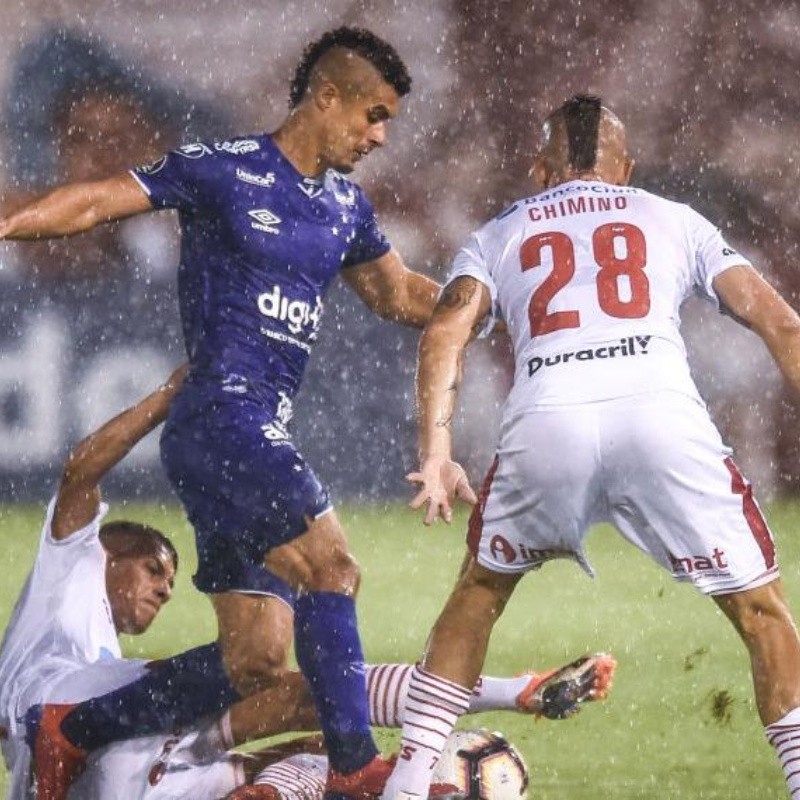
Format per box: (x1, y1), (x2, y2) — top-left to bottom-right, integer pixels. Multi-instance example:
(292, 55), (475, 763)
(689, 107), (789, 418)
(468, 393), (778, 595)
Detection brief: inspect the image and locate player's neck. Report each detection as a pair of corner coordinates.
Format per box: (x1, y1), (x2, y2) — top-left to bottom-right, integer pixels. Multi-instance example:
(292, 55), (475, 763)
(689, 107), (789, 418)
(272, 114), (328, 178)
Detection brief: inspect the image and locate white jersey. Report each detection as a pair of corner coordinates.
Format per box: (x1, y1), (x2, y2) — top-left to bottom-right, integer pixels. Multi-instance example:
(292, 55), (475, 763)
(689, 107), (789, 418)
(0, 497), (117, 798)
(448, 180), (751, 414)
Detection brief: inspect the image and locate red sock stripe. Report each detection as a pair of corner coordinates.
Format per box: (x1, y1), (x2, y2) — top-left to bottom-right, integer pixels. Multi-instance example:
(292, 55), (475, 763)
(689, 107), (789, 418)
(368, 663), (410, 727)
(367, 664), (382, 725)
(467, 455), (500, 556)
(387, 664), (405, 726)
(724, 457), (775, 570)
(768, 730), (800, 747)
(258, 762), (323, 794)
(404, 694), (464, 726)
(413, 665), (472, 700)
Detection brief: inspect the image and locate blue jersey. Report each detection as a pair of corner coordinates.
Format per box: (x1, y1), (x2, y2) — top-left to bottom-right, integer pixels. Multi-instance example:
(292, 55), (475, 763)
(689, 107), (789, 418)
(131, 134), (390, 414)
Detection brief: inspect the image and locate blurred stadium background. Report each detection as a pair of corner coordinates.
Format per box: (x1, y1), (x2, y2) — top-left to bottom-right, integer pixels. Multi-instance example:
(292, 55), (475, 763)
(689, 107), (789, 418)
(1, 1), (800, 797)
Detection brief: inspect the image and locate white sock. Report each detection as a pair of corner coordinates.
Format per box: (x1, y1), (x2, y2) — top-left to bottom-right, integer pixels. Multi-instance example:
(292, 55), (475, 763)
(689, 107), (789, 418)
(468, 674), (530, 712)
(365, 665), (528, 727)
(253, 753), (328, 800)
(766, 706), (800, 798)
(366, 664), (413, 727)
(382, 665), (472, 800)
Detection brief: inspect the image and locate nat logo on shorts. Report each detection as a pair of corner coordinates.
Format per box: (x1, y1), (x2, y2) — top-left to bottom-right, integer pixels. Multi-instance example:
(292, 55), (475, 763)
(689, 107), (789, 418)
(669, 548), (729, 576)
(257, 284), (323, 337)
(528, 335), (652, 377)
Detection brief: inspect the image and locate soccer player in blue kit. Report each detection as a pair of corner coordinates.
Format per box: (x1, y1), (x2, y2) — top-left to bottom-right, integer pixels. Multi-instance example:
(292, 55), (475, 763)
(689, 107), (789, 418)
(0, 27), (456, 800)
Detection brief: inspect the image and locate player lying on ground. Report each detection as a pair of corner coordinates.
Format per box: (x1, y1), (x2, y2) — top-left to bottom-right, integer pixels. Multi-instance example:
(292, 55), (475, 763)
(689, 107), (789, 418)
(0, 368), (615, 799)
(0, 25), (442, 800)
(75, 654), (613, 800)
(382, 94), (800, 800)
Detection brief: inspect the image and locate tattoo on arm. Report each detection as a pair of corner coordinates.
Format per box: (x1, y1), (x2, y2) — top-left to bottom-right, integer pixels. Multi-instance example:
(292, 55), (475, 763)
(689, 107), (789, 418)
(438, 278), (478, 311)
(435, 382), (458, 428)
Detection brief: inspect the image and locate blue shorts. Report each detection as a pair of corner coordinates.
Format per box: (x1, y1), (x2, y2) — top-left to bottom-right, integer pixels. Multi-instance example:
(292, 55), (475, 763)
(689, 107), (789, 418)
(160, 391), (332, 599)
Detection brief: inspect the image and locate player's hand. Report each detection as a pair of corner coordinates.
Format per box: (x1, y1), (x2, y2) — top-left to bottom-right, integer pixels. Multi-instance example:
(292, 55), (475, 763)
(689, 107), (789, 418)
(407, 457), (478, 525)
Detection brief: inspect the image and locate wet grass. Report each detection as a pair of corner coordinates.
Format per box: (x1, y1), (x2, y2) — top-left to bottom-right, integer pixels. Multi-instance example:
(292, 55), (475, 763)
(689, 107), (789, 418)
(3, 498), (800, 798)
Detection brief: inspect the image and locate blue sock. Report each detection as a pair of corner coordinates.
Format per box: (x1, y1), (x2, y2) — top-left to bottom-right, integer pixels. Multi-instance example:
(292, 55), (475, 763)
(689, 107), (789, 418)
(294, 591), (378, 774)
(61, 643), (241, 751)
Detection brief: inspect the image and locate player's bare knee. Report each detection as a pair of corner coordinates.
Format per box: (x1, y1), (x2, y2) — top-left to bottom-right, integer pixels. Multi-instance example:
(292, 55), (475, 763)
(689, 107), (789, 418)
(716, 585), (796, 644)
(306, 549), (361, 594)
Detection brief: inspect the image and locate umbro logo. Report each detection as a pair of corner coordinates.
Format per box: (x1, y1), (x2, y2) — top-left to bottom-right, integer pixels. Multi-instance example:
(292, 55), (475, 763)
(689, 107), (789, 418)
(297, 179), (323, 199)
(249, 208), (282, 234)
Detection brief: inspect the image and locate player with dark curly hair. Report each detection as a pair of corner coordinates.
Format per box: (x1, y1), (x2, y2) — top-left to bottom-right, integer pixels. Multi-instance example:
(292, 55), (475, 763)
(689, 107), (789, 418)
(0, 26), (440, 800)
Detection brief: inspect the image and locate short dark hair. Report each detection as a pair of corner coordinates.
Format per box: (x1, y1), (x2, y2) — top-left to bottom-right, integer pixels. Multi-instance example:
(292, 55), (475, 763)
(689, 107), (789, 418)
(289, 26), (412, 108)
(559, 94), (603, 171)
(100, 521), (179, 571)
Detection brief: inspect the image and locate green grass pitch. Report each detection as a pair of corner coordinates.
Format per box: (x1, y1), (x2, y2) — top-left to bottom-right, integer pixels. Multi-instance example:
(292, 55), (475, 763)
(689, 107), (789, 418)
(2, 499), (799, 798)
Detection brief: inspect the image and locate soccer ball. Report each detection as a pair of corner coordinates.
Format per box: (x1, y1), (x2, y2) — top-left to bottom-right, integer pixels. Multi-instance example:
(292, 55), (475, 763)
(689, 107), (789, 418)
(432, 729), (529, 800)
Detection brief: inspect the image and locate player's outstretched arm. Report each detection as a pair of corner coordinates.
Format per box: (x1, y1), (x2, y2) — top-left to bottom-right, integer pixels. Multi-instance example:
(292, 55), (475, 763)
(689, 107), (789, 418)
(52, 364), (188, 540)
(0, 172), (152, 242)
(341, 248), (440, 328)
(713, 265), (800, 397)
(409, 276), (489, 525)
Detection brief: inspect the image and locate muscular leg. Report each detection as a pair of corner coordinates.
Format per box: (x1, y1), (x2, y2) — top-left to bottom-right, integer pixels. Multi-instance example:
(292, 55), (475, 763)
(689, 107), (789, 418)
(211, 592), (295, 697)
(265, 510), (380, 780)
(712, 580), (800, 725)
(714, 579), (800, 798)
(422, 558), (522, 686)
(383, 558), (521, 800)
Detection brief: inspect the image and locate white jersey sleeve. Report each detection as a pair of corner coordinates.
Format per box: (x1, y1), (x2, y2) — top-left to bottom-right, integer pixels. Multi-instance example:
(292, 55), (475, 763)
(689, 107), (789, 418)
(684, 205), (753, 305)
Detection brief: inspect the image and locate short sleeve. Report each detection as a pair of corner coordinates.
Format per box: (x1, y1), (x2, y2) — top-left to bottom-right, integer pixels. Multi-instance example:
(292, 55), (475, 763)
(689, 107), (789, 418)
(445, 231), (499, 338)
(42, 495), (110, 549)
(686, 206), (753, 307)
(342, 188), (391, 268)
(130, 142), (215, 212)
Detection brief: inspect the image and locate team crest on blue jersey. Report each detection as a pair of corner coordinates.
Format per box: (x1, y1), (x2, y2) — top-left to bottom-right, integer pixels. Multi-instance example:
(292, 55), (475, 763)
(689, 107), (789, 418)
(333, 185), (356, 207)
(248, 208), (282, 234)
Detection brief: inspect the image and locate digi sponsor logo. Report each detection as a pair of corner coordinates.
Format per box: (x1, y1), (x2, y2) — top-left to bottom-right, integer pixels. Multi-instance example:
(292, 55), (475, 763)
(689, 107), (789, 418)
(257, 284), (323, 336)
(215, 139), (260, 155)
(488, 534), (570, 565)
(236, 167), (275, 187)
(670, 548), (729, 575)
(249, 208), (282, 234)
(176, 142), (212, 159)
(528, 335), (652, 377)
